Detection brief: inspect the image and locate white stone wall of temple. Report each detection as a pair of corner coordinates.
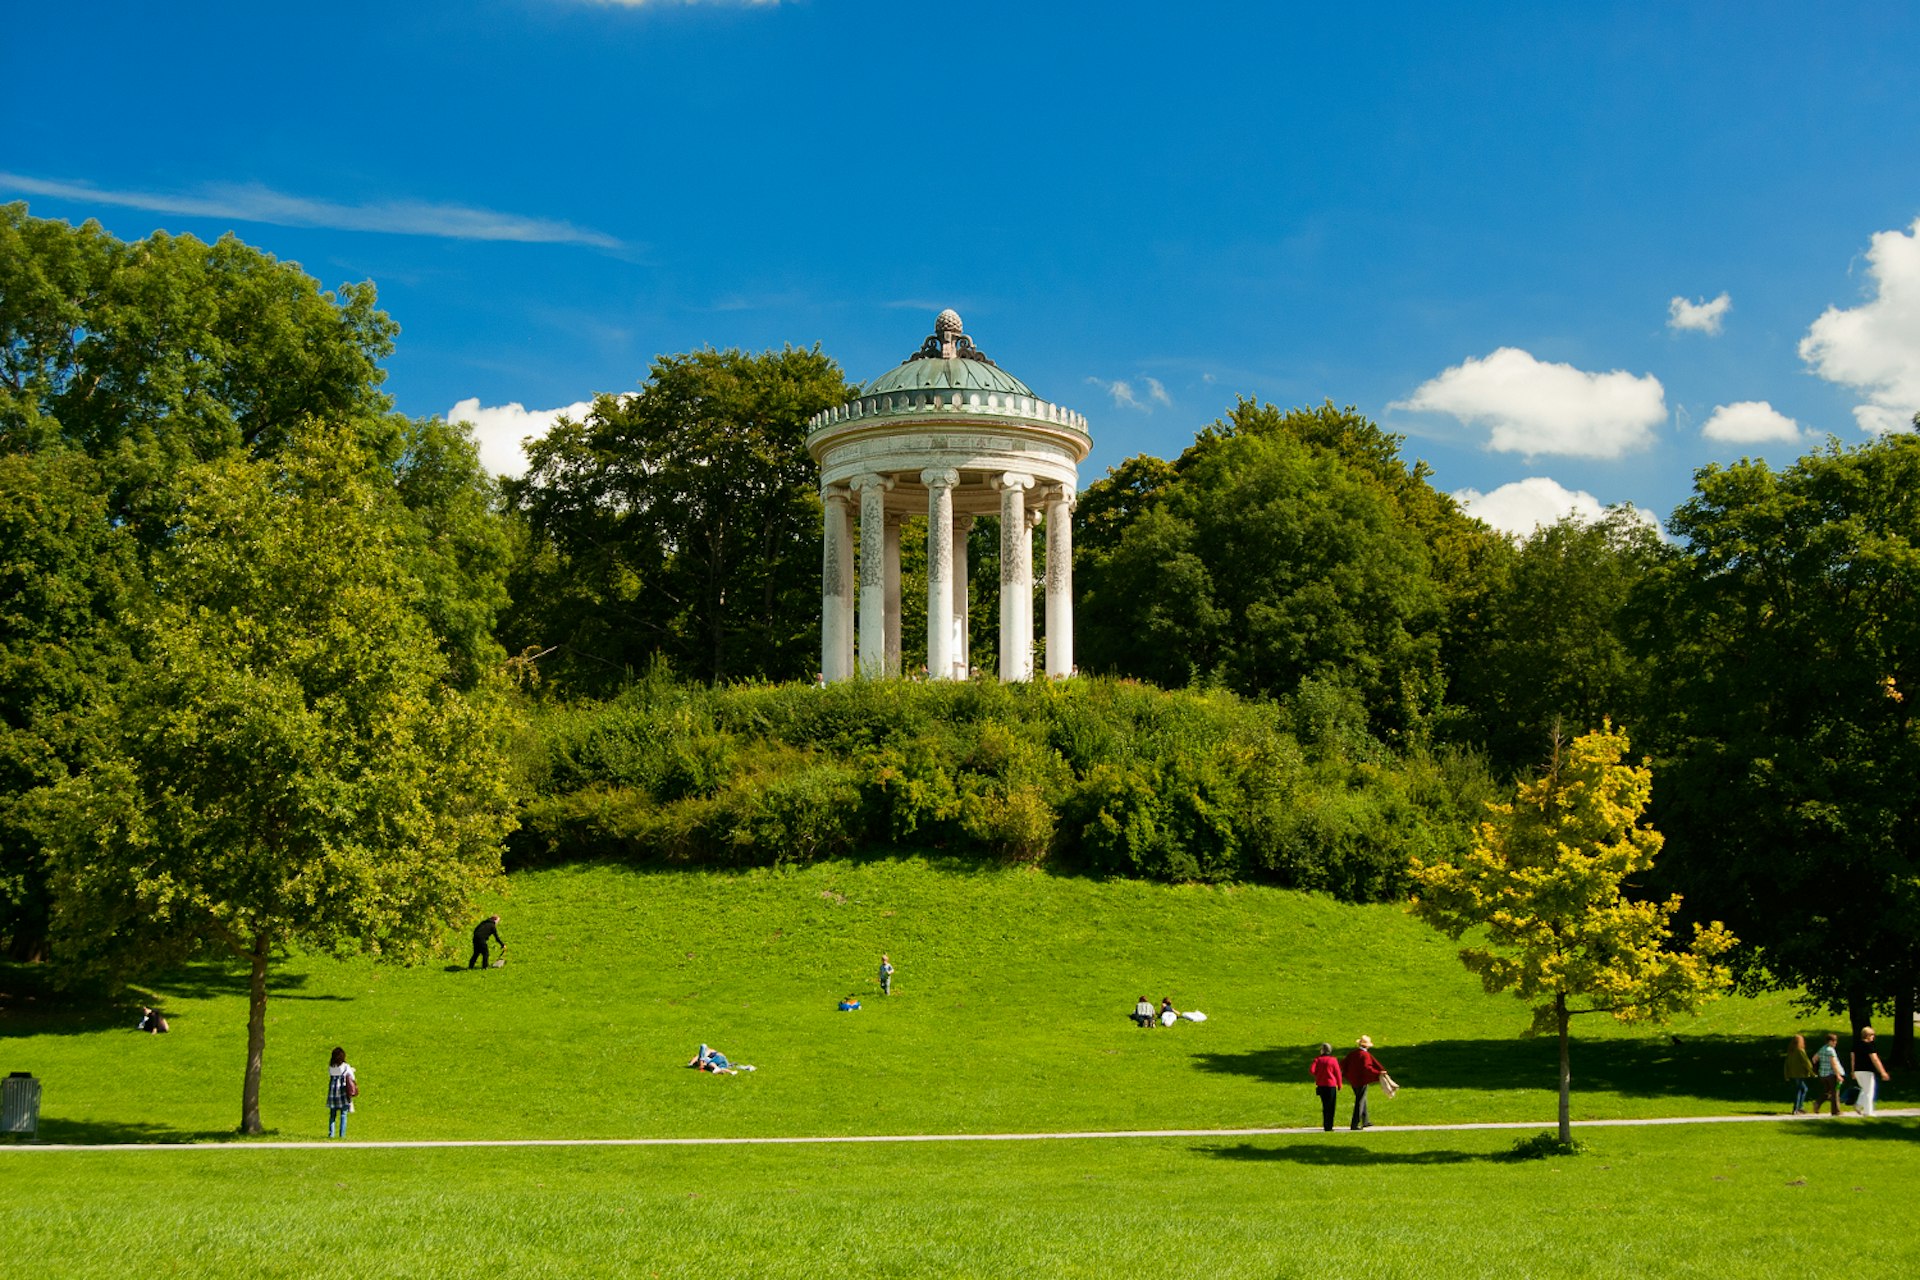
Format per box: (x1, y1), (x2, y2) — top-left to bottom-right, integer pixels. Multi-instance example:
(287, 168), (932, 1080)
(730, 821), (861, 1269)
(952, 514), (974, 677)
(853, 473), (892, 678)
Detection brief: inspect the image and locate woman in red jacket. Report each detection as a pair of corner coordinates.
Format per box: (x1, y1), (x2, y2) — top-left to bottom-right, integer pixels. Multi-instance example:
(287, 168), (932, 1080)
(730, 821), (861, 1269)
(1308, 1043), (1344, 1131)
(1341, 1035), (1386, 1130)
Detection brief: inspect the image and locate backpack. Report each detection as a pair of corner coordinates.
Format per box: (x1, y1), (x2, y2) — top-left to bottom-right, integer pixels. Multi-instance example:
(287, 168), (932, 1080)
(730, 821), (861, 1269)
(346, 1071), (360, 1099)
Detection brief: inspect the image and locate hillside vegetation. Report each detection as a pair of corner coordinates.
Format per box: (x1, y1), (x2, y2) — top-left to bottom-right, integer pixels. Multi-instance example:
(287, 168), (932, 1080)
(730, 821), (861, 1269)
(512, 673), (1496, 899)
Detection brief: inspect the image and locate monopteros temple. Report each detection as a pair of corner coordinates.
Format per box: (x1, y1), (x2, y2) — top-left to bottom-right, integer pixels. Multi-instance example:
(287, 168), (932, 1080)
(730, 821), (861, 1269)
(808, 311), (1091, 682)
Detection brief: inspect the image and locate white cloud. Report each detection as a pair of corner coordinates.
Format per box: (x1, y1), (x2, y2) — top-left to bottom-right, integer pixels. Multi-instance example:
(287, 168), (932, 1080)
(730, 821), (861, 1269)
(0, 172), (621, 249)
(1144, 376), (1172, 407)
(1668, 293), (1731, 335)
(1394, 347), (1667, 458)
(1453, 477), (1607, 537)
(1701, 400), (1802, 444)
(1799, 217), (1920, 435)
(448, 398), (593, 478)
(1452, 477), (1661, 540)
(1087, 377), (1145, 411)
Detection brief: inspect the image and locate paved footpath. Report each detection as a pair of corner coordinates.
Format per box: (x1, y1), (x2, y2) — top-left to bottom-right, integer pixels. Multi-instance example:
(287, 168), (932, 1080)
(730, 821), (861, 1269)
(7, 1109), (1915, 1152)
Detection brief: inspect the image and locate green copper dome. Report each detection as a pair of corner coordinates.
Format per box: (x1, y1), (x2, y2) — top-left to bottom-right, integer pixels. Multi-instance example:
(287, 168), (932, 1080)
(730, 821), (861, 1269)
(862, 310), (1036, 397)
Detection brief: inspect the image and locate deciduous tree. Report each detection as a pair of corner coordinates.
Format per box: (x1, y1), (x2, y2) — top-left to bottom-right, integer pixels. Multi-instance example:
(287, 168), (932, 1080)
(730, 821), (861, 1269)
(32, 429), (517, 1134)
(1410, 724), (1735, 1141)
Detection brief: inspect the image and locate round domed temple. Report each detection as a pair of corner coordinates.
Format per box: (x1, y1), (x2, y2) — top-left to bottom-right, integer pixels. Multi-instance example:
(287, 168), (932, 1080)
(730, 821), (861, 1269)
(809, 312), (1091, 682)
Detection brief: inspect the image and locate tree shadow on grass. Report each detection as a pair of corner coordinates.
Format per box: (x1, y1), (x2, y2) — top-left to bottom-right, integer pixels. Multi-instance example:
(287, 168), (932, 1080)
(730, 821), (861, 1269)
(1192, 1034), (1829, 1107)
(1778, 1116), (1920, 1143)
(24, 1116), (248, 1145)
(1200, 1141), (1495, 1166)
(0, 960), (348, 1040)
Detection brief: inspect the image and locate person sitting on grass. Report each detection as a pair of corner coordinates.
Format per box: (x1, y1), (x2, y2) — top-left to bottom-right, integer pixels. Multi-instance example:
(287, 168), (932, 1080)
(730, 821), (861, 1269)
(137, 1006), (170, 1034)
(838, 994), (861, 1011)
(1131, 996), (1156, 1028)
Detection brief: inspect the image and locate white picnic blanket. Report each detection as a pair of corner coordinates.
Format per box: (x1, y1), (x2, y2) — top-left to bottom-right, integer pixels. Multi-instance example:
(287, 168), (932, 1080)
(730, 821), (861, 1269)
(1181, 1010), (1207, 1022)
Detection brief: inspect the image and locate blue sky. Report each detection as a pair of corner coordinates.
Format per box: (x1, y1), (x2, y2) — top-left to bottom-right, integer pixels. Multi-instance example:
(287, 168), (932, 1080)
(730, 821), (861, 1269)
(6, 1), (1917, 534)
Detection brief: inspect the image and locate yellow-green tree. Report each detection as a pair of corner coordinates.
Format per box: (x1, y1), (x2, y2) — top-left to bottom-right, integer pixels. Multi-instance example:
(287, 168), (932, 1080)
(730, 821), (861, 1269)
(1409, 724), (1735, 1141)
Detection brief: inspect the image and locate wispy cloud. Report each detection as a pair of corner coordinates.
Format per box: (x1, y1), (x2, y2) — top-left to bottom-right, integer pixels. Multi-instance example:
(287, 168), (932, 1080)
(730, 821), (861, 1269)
(1668, 292), (1731, 335)
(1087, 377), (1145, 411)
(1394, 347), (1666, 459)
(1144, 376), (1172, 407)
(0, 173), (622, 250)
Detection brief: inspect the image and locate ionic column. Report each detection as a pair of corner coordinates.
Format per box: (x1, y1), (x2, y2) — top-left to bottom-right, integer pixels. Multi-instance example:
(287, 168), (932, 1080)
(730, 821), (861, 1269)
(996, 472), (1035, 681)
(852, 473), (893, 678)
(952, 513), (975, 678)
(883, 512), (903, 677)
(922, 469), (958, 680)
(820, 486), (854, 682)
(1044, 485), (1075, 678)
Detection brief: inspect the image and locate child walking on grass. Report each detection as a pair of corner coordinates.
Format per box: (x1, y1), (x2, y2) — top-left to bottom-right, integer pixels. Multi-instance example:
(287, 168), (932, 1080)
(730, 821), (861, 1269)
(327, 1047), (357, 1138)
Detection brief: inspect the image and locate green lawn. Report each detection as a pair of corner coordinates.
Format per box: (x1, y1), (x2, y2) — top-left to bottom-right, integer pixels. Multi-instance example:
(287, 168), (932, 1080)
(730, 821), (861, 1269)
(5, 858), (1915, 1276)
(0, 858), (1871, 1142)
(4, 1122), (1916, 1278)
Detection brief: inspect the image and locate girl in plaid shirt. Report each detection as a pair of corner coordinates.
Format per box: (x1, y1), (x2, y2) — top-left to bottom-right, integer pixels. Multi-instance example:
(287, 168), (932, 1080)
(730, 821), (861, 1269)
(327, 1047), (357, 1138)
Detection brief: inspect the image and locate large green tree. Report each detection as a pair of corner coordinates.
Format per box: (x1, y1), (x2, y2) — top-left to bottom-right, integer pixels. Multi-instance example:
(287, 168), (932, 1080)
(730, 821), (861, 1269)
(0, 208), (510, 957)
(1411, 725), (1735, 1141)
(1076, 401), (1499, 742)
(1453, 507), (1665, 774)
(1646, 436), (1920, 1065)
(501, 346), (854, 690)
(32, 429), (518, 1133)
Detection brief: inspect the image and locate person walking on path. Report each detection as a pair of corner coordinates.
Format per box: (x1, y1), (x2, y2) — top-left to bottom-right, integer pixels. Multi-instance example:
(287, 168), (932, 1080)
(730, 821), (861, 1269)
(1342, 1036), (1388, 1130)
(469, 914), (505, 969)
(1784, 1034), (1815, 1114)
(326, 1047), (357, 1138)
(1309, 1043), (1344, 1132)
(1812, 1032), (1846, 1115)
(878, 953), (894, 996)
(1851, 1026), (1891, 1116)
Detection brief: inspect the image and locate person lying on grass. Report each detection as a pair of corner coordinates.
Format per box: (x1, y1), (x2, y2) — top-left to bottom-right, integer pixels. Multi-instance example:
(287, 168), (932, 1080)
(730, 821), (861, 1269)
(838, 995), (861, 1011)
(1131, 996), (1156, 1028)
(686, 1044), (756, 1075)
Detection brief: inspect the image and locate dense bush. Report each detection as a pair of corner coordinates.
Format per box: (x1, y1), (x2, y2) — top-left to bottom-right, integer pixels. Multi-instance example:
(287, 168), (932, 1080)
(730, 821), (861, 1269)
(507, 673), (1496, 902)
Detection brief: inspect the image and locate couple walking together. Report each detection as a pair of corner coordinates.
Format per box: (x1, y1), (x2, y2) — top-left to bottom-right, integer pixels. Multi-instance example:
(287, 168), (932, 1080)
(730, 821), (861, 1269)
(1310, 1036), (1396, 1131)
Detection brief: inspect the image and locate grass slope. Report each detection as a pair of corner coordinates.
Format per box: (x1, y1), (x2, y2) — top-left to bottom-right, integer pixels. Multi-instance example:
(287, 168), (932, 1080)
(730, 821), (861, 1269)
(0, 858), (1857, 1143)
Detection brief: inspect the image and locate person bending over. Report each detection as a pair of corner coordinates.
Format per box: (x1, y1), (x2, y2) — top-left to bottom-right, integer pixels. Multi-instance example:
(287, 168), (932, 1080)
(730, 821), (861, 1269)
(469, 914), (505, 969)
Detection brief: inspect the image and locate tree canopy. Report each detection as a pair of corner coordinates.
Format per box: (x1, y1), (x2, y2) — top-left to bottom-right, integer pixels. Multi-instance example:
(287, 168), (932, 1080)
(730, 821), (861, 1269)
(1646, 436), (1920, 1064)
(30, 428), (518, 1133)
(501, 346), (855, 692)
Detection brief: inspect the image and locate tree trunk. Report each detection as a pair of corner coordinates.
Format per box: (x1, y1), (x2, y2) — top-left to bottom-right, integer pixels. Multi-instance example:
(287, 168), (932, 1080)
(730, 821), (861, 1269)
(1846, 985), (1874, 1038)
(1895, 982), (1916, 1070)
(239, 933), (270, 1135)
(1557, 992), (1572, 1144)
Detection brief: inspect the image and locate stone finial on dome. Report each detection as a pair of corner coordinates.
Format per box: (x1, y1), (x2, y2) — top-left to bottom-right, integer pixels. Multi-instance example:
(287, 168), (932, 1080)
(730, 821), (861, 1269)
(906, 309), (997, 367)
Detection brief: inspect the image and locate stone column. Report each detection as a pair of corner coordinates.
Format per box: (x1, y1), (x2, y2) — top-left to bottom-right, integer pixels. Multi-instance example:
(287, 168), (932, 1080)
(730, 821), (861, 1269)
(922, 469), (958, 680)
(853, 473), (892, 678)
(1044, 485), (1074, 678)
(952, 513), (975, 678)
(820, 486), (854, 682)
(996, 473), (1034, 681)
(883, 513), (903, 677)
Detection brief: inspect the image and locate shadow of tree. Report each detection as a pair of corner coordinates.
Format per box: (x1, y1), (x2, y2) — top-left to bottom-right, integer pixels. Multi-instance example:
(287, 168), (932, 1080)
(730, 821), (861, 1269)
(1779, 1116), (1920, 1143)
(1200, 1140), (1494, 1166)
(24, 1117), (250, 1145)
(0, 959), (348, 1040)
(1192, 1033), (1839, 1106)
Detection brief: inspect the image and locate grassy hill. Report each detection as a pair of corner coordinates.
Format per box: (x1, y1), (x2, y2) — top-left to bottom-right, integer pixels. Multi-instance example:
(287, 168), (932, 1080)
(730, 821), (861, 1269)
(0, 858), (1836, 1143)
